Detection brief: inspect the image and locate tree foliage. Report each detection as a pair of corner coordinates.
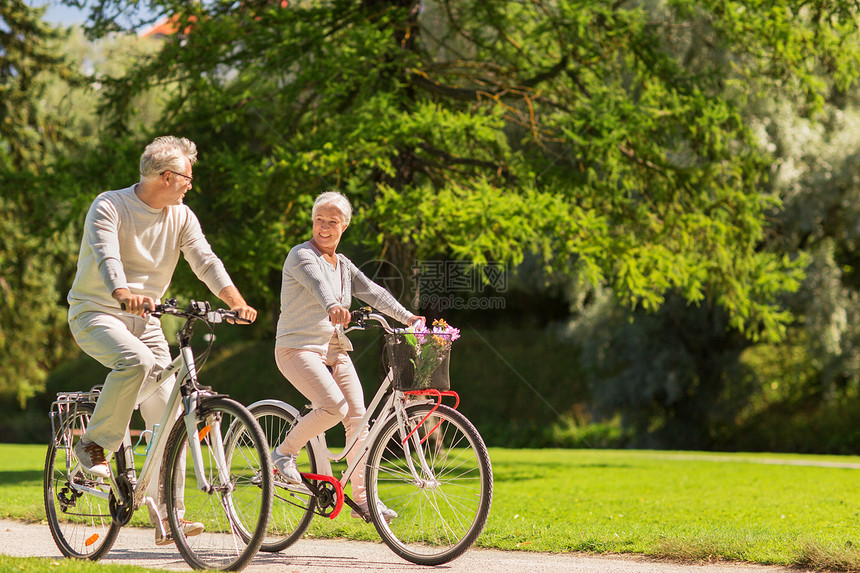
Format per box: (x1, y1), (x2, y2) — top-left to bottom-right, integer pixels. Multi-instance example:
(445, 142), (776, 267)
(572, 289), (755, 448)
(563, 1), (860, 447)
(0, 0), (83, 405)
(13, 0), (854, 446)
(756, 79), (860, 399)
(64, 0), (860, 342)
(0, 4), (162, 405)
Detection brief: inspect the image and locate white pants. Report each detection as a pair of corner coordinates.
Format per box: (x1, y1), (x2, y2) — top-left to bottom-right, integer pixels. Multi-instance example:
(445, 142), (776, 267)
(69, 311), (184, 524)
(275, 335), (370, 505)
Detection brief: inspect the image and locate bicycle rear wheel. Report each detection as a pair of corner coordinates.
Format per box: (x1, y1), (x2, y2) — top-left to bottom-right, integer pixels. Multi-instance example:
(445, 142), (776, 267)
(246, 403), (317, 552)
(365, 402), (493, 565)
(43, 402), (120, 560)
(161, 396), (272, 571)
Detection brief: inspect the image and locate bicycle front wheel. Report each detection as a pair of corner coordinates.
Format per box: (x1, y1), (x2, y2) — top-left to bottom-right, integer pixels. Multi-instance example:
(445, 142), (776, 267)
(366, 402), (493, 565)
(43, 402), (120, 560)
(162, 397), (273, 571)
(247, 403), (317, 552)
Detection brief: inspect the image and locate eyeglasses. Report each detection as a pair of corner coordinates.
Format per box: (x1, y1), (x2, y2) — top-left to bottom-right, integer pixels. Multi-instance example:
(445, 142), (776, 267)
(162, 170), (193, 183)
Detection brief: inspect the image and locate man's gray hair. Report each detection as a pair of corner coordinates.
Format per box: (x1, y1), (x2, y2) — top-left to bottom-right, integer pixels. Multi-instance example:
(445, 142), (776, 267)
(312, 191), (352, 226)
(139, 136), (198, 181)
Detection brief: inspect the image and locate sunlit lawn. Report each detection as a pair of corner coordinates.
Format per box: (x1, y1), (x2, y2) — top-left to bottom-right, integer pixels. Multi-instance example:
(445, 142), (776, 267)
(0, 554), (163, 572)
(5, 444), (860, 569)
(481, 449), (860, 568)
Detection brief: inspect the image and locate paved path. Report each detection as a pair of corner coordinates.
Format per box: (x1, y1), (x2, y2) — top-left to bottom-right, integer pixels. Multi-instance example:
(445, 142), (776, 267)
(0, 519), (805, 573)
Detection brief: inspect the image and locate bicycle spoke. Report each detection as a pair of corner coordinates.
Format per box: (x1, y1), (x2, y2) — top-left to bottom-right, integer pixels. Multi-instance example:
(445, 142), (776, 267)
(244, 403), (316, 553)
(44, 402), (120, 561)
(366, 403), (492, 565)
(163, 398), (272, 571)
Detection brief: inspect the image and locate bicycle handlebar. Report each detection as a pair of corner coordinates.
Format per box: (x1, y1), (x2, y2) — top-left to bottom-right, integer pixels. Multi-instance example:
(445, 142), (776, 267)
(121, 298), (251, 324)
(344, 307), (404, 334)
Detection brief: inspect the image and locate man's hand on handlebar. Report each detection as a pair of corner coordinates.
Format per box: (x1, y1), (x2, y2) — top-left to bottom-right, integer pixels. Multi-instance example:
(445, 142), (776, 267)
(113, 288), (156, 317)
(227, 304), (257, 324)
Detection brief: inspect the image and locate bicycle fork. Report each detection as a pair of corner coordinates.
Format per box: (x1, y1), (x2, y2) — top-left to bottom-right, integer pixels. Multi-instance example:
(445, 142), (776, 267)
(395, 403), (440, 489)
(183, 392), (231, 493)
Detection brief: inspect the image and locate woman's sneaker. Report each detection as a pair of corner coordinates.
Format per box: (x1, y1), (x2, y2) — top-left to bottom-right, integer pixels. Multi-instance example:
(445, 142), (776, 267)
(271, 448), (301, 484)
(73, 439), (111, 479)
(155, 518), (205, 546)
(351, 500), (398, 523)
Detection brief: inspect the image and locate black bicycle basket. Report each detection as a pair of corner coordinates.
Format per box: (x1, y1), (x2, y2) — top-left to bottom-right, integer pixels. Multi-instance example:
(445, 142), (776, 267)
(384, 332), (452, 391)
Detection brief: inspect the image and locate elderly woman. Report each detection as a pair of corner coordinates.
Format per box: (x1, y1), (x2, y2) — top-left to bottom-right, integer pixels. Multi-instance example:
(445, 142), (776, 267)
(272, 191), (424, 521)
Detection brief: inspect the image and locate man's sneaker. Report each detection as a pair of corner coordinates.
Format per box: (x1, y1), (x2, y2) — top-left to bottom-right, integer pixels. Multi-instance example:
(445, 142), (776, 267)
(351, 500), (398, 523)
(155, 518), (205, 546)
(271, 448), (301, 484)
(73, 439), (110, 479)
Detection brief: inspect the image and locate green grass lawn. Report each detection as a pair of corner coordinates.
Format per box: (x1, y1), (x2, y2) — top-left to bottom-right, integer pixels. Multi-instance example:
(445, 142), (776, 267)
(0, 555), (165, 573)
(4, 444), (860, 570)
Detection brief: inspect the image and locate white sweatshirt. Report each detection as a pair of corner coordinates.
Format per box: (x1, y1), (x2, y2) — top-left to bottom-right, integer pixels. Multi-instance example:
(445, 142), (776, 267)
(67, 185), (234, 319)
(275, 241), (414, 354)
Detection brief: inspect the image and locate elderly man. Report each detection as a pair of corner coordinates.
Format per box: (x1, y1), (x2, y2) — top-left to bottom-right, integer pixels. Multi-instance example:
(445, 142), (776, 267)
(67, 135), (257, 545)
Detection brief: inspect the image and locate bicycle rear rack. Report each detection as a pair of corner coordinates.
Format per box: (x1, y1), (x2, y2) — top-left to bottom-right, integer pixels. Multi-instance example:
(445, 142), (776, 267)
(49, 386), (102, 448)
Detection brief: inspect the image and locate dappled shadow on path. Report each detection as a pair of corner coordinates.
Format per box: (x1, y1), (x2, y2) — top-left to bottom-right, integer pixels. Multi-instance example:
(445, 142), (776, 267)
(252, 551), (434, 570)
(104, 544), (431, 571)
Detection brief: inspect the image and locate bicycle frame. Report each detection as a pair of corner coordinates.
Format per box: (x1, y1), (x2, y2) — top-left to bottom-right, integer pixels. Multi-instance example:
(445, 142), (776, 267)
(251, 358), (459, 517)
(54, 309), (230, 536)
(253, 370), (397, 481)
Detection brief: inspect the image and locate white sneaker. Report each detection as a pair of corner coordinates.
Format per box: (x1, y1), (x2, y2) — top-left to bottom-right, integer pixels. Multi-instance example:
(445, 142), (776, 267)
(271, 448), (301, 484)
(73, 439), (110, 479)
(351, 500), (398, 523)
(155, 518), (204, 546)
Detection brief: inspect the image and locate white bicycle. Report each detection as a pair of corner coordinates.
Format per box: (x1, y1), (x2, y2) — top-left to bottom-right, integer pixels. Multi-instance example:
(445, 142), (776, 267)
(44, 299), (274, 571)
(248, 307), (493, 565)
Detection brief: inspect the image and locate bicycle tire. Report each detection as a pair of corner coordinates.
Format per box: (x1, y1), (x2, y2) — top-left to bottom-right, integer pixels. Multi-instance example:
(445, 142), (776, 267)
(43, 402), (121, 560)
(161, 396), (273, 571)
(365, 402), (493, 565)
(244, 403), (317, 552)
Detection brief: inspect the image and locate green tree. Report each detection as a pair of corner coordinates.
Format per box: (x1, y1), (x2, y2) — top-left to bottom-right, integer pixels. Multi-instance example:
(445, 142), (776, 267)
(53, 0), (860, 451)
(570, 288), (757, 448)
(756, 91), (860, 396)
(68, 0), (857, 343)
(564, 1), (860, 448)
(0, 0), (82, 405)
(0, 4), (163, 405)
(724, 72), (860, 451)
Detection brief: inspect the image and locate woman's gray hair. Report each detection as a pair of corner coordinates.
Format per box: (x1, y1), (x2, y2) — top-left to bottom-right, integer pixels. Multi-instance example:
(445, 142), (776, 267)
(312, 191), (352, 226)
(139, 136), (198, 181)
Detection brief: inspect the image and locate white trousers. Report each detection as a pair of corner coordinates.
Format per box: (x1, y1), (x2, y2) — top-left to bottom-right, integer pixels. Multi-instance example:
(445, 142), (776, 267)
(69, 311), (184, 524)
(275, 335), (370, 505)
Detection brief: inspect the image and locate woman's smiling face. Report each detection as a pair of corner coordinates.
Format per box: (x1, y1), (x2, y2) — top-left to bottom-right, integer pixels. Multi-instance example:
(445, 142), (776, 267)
(312, 204), (347, 252)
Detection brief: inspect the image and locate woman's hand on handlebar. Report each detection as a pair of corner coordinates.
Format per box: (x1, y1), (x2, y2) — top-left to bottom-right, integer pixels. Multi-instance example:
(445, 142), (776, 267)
(113, 288), (156, 317)
(407, 315), (426, 330)
(329, 305), (351, 326)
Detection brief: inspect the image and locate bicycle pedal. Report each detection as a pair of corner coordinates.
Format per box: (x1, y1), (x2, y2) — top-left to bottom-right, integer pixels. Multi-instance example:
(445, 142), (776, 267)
(354, 511), (371, 523)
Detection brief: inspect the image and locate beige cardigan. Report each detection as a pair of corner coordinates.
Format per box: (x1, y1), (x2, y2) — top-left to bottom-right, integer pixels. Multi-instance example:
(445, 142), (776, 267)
(275, 241), (413, 354)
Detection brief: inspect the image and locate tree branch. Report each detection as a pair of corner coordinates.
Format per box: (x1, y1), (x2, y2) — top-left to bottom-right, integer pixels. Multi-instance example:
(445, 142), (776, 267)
(417, 142), (515, 183)
(407, 55), (568, 101)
